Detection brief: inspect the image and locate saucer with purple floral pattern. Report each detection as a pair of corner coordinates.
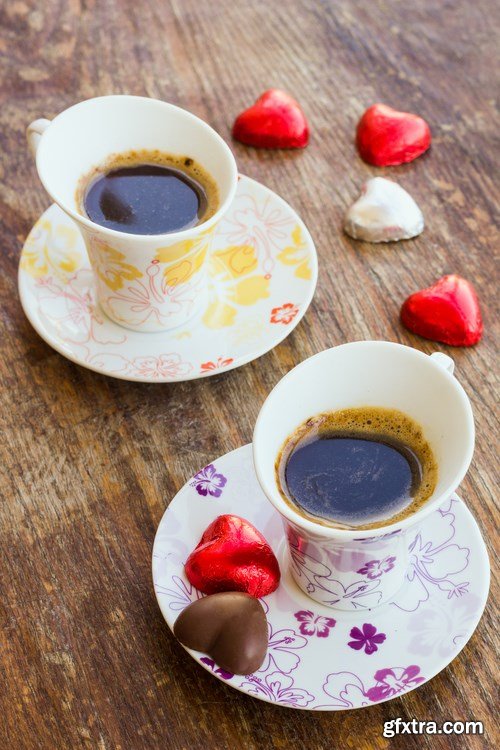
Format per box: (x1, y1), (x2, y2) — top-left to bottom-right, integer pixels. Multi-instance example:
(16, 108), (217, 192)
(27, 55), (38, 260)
(18, 175), (317, 382)
(152, 444), (489, 710)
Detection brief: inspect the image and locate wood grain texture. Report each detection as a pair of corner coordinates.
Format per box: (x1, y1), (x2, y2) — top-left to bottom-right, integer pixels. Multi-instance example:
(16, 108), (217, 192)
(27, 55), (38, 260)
(0, 0), (498, 748)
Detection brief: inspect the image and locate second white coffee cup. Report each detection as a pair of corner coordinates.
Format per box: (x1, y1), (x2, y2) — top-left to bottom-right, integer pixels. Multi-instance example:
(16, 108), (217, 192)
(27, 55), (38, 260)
(253, 341), (475, 610)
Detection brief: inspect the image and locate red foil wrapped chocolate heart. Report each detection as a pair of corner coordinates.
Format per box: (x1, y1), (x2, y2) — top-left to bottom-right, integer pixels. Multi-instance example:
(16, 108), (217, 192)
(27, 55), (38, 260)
(232, 89), (309, 149)
(356, 103), (431, 166)
(185, 515), (281, 597)
(400, 274), (483, 346)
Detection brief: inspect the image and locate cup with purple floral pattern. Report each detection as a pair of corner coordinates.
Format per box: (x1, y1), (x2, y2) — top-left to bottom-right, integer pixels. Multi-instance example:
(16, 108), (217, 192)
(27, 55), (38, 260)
(253, 342), (474, 610)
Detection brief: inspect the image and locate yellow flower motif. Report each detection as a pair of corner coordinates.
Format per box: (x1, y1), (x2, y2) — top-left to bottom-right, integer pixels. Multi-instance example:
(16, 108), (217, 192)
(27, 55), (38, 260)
(203, 245), (270, 329)
(156, 227), (214, 288)
(162, 246), (208, 288)
(88, 239), (142, 291)
(21, 219), (81, 279)
(277, 224), (312, 280)
(155, 226), (213, 266)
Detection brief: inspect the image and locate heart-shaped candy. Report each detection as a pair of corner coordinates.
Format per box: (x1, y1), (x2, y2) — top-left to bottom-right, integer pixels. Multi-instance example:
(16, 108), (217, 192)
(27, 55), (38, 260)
(232, 89), (309, 149)
(173, 592), (268, 674)
(185, 514), (281, 597)
(344, 177), (424, 242)
(401, 274), (483, 346)
(356, 104), (431, 166)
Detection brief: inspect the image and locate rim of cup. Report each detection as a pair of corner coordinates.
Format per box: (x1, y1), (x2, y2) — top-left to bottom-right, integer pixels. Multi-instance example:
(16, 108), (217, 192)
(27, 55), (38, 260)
(252, 341), (475, 540)
(34, 95), (238, 243)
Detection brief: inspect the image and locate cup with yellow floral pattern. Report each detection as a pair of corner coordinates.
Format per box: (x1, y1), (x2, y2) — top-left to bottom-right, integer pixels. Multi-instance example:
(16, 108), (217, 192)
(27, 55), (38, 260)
(27, 96), (238, 331)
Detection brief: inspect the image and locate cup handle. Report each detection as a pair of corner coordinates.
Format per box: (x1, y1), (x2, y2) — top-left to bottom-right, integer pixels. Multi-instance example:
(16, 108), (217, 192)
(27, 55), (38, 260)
(430, 351), (455, 375)
(26, 118), (51, 157)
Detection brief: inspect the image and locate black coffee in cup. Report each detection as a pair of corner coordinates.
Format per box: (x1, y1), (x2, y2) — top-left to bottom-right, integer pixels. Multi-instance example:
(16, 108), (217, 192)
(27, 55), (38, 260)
(276, 407), (437, 529)
(80, 149), (219, 235)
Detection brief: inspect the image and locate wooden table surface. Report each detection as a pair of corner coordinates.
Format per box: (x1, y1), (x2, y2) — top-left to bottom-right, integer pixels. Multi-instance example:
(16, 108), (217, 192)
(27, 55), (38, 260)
(1, 1), (498, 748)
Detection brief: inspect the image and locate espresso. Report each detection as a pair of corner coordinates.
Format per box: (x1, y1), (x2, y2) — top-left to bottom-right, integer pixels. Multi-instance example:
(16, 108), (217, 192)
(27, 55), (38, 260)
(80, 150), (219, 235)
(276, 407), (437, 529)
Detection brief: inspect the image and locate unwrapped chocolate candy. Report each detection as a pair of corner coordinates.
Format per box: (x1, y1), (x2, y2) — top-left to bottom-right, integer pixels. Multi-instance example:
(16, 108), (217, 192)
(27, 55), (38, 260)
(173, 592), (268, 675)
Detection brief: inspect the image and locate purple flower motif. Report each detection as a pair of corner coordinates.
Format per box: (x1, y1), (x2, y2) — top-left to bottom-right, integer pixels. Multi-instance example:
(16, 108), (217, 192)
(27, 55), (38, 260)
(392, 507), (471, 613)
(407, 595), (478, 658)
(365, 665), (425, 702)
(241, 671), (315, 708)
(156, 575), (203, 612)
(447, 581), (470, 598)
(320, 665), (426, 708)
(294, 610), (336, 638)
(348, 623), (386, 655)
(200, 657), (234, 680)
(190, 463), (227, 498)
(357, 556), (396, 580)
(288, 540), (384, 609)
(321, 671), (368, 709)
(259, 623), (308, 674)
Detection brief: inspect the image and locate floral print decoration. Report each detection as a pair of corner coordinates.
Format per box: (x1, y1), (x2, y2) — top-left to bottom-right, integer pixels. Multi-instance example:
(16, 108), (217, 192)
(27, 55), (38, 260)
(86, 236), (142, 291)
(154, 575), (203, 613)
(86, 352), (193, 379)
(200, 357), (234, 372)
(219, 192), (294, 276)
(152, 446), (486, 710)
(365, 665), (425, 702)
(203, 244), (270, 328)
(241, 672), (315, 708)
(391, 499), (471, 612)
(270, 302), (300, 325)
(190, 464), (227, 498)
(155, 227), (213, 267)
(258, 622), (308, 675)
(406, 594), (481, 659)
(277, 225), (312, 280)
(34, 272), (126, 347)
(348, 623), (386, 655)
(124, 354), (191, 380)
(20, 219), (81, 280)
(200, 657), (234, 680)
(321, 665), (426, 708)
(294, 611), (336, 638)
(288, 535), (385, 610)
(357, 556), (396, 580)
(95, 256), (207, 331)
(161, 246), (208, 288)
(20, 178), (316, 381)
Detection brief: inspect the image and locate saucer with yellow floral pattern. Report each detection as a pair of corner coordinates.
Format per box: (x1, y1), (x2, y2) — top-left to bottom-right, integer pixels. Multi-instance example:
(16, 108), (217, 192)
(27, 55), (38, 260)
(19, 175), (317, 382)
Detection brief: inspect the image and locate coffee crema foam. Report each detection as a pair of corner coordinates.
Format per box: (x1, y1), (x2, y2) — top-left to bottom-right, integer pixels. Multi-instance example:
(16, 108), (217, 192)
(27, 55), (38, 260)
(76, 149), (219, 230)
(276, 406), (438, 530)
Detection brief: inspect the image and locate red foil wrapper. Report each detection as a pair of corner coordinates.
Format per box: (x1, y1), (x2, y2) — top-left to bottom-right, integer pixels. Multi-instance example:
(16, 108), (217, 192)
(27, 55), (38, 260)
(356, 103), (431, 167)
(232, 89), (309, 149)
(401, 274), (483, 347)
(185, 514), (281, 598)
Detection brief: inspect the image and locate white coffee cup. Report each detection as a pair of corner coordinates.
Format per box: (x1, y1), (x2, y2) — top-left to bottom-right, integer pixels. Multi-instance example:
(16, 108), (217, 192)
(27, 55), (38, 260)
(27, 95), (238, 332)
(253, 341), (474, 610)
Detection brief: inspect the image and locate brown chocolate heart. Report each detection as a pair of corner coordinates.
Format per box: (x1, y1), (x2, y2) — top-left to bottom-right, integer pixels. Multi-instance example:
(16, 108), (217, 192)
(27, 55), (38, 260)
(173, 592), (268, 675)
